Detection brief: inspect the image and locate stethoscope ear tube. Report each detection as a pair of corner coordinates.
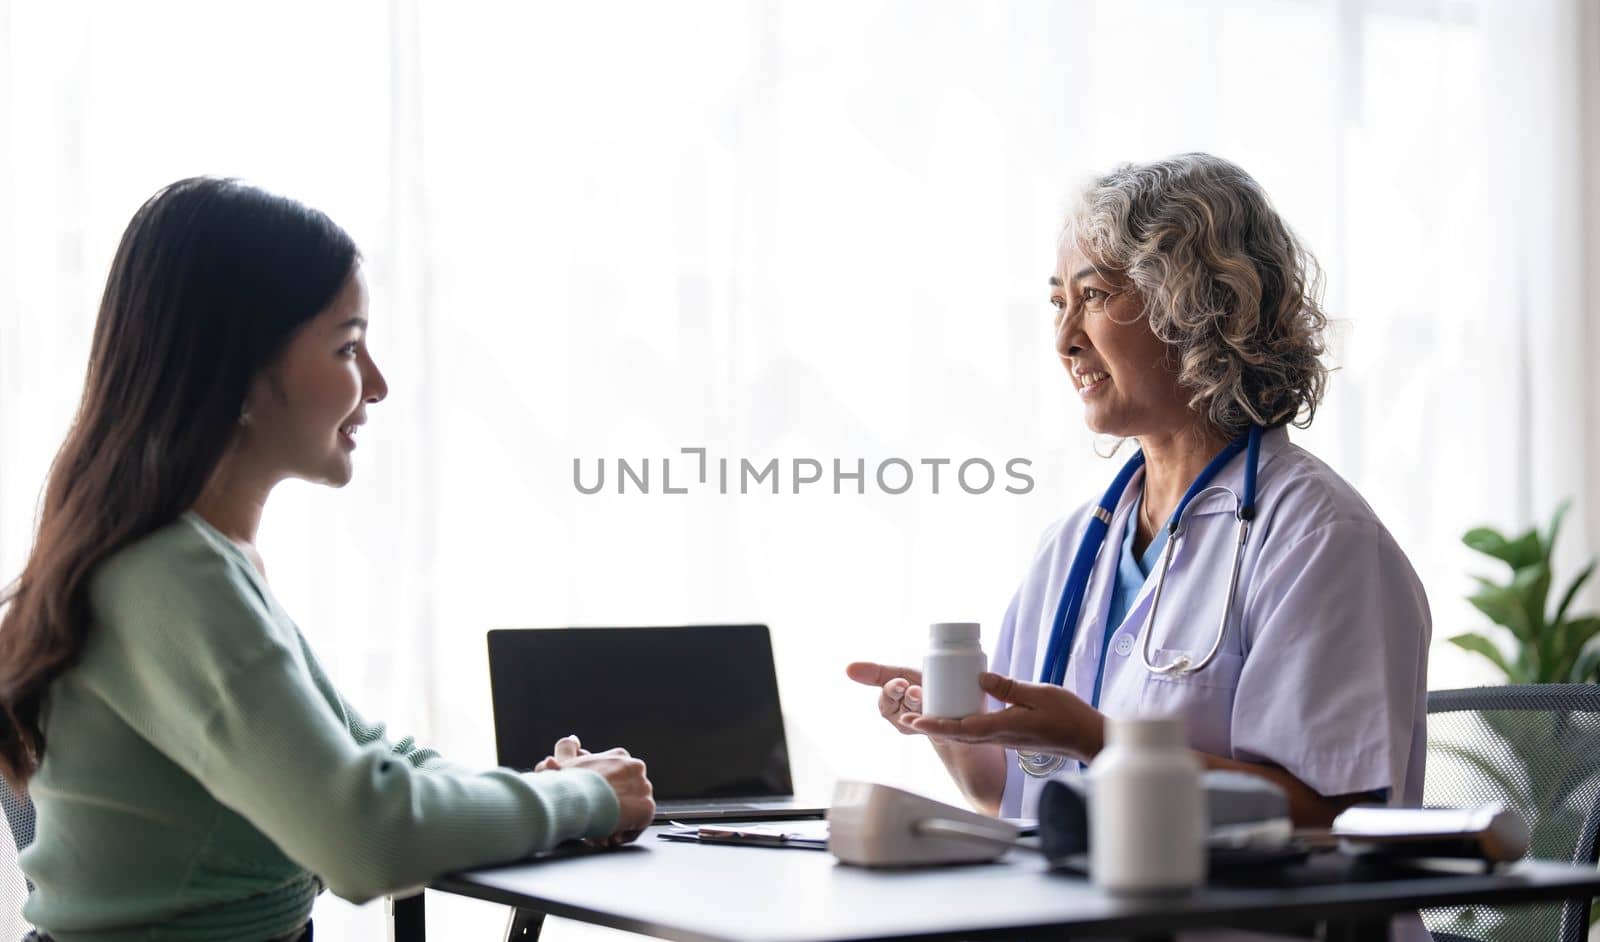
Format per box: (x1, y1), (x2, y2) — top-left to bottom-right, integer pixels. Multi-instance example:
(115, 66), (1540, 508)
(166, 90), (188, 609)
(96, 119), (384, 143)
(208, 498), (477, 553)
(1131, 425), (1262, 678)
(1138, 423), (1261, 676)
(1138, 509), (1250, 677)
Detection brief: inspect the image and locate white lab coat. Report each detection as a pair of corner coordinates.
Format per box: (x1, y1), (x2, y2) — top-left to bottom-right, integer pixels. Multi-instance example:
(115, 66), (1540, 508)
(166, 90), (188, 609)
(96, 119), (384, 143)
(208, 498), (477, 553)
(990, 426), (1431, 940)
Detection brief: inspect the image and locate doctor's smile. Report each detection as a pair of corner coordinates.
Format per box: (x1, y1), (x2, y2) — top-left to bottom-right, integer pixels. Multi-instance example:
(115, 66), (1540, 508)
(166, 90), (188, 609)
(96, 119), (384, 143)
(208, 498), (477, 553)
(1071, 367), (1110, 397)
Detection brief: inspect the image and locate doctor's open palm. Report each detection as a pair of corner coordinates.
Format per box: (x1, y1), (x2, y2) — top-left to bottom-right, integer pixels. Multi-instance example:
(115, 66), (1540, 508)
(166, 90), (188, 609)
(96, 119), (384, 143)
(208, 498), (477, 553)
(846, 661), (932, 735)
(846, 661), (1106, 760)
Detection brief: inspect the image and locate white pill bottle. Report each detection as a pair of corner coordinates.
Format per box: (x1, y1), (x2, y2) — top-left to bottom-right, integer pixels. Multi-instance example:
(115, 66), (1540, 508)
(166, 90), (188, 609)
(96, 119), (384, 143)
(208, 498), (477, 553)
(1088, 714), (1206, 894)
(921, 622), (985, 718)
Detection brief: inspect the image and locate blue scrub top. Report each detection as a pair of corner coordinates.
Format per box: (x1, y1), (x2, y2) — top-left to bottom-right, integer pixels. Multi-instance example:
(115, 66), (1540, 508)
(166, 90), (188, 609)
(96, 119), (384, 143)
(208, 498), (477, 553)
(1105, 495), (1168, 633)
(1087, 496), (1169, 710)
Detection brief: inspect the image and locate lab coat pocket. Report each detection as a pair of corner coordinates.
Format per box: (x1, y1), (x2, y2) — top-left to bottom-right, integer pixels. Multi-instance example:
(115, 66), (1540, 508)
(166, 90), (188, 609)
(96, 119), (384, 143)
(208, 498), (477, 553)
(1139, 649), (1244, 757)
(1143, 648), (1244, 691)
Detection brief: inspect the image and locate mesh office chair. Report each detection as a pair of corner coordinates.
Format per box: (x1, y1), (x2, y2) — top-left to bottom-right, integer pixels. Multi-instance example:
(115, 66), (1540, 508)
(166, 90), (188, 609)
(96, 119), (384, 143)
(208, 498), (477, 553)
(1, 777), (33, 940)
(1422, 684), (1600, 942)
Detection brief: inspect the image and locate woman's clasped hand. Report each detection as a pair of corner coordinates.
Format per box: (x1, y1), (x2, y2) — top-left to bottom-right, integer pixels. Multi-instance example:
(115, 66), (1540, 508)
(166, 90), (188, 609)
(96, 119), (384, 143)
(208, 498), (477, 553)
(535, 735), (655, 845)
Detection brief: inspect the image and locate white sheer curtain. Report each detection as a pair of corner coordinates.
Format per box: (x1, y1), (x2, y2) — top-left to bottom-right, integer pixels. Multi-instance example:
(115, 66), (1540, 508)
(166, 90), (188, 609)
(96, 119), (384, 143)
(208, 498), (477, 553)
(1, 1), (1596, 937)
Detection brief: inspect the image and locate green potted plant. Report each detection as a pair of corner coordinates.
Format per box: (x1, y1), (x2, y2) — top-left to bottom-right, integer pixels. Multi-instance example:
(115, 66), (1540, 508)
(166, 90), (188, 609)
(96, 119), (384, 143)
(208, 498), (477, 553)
(1432, 501), (1600, 939)
(1449, 501), (1600, 684)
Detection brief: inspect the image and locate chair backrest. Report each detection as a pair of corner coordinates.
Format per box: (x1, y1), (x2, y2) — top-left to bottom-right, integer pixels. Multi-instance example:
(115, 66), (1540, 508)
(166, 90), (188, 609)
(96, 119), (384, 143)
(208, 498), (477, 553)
(1423, 684), (1600, 942)
(0, 777), (34, 938)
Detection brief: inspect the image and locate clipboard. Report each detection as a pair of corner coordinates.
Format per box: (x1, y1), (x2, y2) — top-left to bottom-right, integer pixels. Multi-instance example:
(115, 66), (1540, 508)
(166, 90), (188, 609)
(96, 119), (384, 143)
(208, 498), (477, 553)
(658, 820), (830, 851)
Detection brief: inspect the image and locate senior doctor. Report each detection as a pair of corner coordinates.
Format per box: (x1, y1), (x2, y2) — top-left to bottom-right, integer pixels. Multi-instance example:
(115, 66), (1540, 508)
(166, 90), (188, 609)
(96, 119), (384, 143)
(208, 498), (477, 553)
(849, 153), (1430, 830)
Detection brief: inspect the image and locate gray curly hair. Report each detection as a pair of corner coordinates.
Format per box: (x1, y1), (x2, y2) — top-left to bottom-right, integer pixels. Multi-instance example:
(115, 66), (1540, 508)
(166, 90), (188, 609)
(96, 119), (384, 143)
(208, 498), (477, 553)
(1065, 153), (1329, 437)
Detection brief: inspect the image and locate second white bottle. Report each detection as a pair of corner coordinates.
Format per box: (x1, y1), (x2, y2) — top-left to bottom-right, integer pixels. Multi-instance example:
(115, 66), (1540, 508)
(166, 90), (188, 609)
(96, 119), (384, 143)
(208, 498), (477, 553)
(1088, 714), (1206, 895)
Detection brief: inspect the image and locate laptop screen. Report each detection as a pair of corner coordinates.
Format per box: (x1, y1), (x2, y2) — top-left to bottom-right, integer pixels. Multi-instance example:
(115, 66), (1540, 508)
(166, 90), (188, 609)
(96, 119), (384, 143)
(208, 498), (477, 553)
(487, 624), (794, 802)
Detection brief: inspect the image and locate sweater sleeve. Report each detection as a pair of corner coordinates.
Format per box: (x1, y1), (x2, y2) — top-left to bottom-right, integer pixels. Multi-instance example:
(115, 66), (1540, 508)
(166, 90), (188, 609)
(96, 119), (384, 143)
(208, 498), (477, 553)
(81, 530), (620, 903)
(335, 685), (465, 774)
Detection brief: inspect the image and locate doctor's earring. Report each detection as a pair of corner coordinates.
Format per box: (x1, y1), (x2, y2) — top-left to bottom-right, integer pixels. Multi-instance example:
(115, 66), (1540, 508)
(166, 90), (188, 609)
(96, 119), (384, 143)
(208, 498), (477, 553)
(238, 408), (253, 428)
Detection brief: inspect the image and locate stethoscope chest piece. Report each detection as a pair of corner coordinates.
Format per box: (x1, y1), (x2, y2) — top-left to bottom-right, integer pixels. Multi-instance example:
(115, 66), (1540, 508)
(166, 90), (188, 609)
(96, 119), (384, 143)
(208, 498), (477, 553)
(1016, 750), (1068, 777)
(1143, 652), (1194, 675)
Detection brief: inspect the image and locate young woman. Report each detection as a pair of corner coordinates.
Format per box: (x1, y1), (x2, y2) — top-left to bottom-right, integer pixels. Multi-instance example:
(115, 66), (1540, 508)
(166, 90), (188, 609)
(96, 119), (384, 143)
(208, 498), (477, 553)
(0, 178), (654, 940)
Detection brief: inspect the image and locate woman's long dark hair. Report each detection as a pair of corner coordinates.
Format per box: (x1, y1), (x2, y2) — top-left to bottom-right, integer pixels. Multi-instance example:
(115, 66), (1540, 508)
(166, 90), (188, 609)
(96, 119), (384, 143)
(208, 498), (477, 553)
(0, 177), (358, 787)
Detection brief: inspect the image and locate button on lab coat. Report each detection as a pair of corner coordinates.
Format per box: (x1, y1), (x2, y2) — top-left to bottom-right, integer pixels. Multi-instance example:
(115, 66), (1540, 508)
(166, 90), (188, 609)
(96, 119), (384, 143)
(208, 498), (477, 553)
(991, 425), (1431, 819)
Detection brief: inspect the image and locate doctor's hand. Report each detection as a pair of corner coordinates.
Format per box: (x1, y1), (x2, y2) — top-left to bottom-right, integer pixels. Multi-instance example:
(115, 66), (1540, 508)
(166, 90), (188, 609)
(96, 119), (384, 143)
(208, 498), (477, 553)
(847, 661), (1010, 815)
(845, 661), (927, 735)
(537, 735), (656, 845)
(900, 672), (1106, 762)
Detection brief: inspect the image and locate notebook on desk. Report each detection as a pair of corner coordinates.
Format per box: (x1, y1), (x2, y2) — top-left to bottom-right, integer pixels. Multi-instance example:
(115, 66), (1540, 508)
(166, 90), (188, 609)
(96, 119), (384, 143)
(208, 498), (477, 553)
(487, 624), (828, 823)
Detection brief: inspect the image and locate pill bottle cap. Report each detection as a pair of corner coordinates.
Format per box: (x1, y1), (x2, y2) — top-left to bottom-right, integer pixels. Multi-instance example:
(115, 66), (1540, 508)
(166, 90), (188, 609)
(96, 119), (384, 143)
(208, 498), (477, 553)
(928, 622), (981, 645)
(1106, 714), (1186, 749)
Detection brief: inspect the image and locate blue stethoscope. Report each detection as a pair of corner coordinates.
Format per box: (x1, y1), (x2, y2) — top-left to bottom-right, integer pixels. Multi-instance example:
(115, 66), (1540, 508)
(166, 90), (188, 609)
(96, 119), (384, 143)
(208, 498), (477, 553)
(1016, 425), (1263, 778)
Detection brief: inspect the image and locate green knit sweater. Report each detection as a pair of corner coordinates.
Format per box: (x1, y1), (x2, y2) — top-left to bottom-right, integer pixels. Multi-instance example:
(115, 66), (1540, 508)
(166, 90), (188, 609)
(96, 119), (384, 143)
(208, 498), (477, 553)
(20, 512), (619, 940)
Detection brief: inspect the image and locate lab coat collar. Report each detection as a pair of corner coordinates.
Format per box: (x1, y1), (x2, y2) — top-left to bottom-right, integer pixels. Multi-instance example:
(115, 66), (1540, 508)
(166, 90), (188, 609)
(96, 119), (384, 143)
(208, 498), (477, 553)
(1170, 424), (1292, 518)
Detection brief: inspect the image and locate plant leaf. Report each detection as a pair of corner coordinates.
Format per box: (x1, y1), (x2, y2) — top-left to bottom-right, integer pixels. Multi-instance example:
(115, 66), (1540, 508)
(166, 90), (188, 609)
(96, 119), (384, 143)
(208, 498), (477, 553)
(1509, 562), (1554, 678)
(1551, 615), (1600, 680)
(1464, 527), (1515, 565)
(1572, 645), (1600, 683)
(1555, 617), (1600, 684)
(1468, 583), (1533, 644)
(1508, 530), (1545, 569)
(1544, 499), (1572, 561)
(1512, 642), (1533, 683)
(1552, 560), (1596, 628)
(1447, 632), (1515, 681)
(1470, 573), (1502, 594)
(1570, 615), (1600, 642)
(1465, 524), (1544, 569)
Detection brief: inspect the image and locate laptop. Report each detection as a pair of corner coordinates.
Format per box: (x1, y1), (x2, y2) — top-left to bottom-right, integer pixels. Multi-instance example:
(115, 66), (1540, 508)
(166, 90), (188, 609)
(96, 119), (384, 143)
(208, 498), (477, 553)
(487, 624), (828, 822)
